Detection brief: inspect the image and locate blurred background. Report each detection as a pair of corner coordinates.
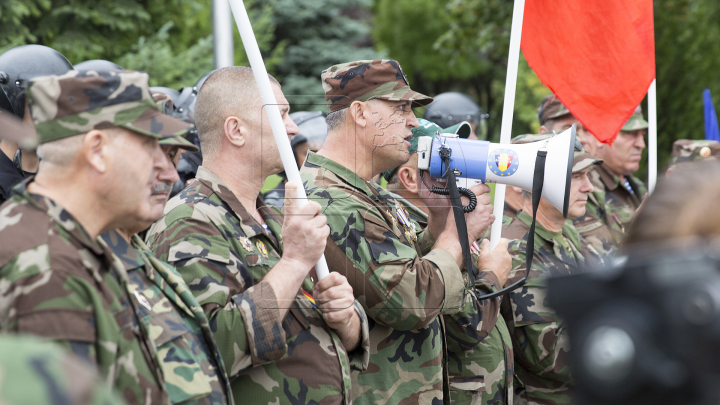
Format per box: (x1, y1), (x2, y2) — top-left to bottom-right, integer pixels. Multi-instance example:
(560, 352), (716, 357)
(2, 0), (716, 180)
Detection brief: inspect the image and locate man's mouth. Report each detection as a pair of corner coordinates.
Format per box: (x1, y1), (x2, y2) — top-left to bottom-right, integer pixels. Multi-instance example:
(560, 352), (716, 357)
(151, 182), (173, 196)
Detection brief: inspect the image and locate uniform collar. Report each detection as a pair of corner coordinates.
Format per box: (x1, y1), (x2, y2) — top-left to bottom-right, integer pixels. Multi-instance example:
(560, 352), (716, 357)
(304, 152), (374, 197)
(12, 179), (103, 255)
(517, 210), (582, 251)
(195, 166), (282, 247)
(594, 163), (623, 191)
(100, 230), (144, 270)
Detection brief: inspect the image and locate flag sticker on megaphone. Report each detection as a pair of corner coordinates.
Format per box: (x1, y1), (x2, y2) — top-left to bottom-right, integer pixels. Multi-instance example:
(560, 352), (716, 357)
(488, 149), (520, 177)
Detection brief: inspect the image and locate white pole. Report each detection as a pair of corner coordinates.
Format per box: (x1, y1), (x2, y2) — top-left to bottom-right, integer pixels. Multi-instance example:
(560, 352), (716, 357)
(647, 79), (657, 193)
(228, 0), (330, 280)
(213, 0), (234, 69)
(490, 0), (526, 249)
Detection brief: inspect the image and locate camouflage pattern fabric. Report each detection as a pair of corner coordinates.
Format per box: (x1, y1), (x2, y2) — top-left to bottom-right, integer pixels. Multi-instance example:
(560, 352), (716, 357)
(501, 211), (604, 405)
(669, 139), (720, 166)
(99, 232), (232, 405)
(621, 105), (649, 131)
(27, 69), (191, 143)
(321, 60), (432, 112)
(390, 190), (514, 405)
(301, 152), (503, 405)
(0, 334), (126, 405)
(145, 166), (370, 405)
(573, 164), (645, 251)
(0, 181), (170, 405)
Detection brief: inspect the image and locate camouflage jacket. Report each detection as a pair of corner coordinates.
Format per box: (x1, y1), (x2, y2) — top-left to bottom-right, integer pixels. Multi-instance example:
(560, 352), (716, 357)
(301, 152), (502, 405)
(572, 164), (645, 254)
(0, 181), (170, 405)
(390, 191), (514, 405)
(146, 166), (370, 405)
(502, 211), (601, 405)
(0, 334), (126, 405)
(100, 232), (232, 405)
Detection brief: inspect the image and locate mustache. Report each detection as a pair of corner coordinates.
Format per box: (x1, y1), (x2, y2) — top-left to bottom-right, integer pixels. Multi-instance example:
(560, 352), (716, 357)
(151, 182), (173, 195)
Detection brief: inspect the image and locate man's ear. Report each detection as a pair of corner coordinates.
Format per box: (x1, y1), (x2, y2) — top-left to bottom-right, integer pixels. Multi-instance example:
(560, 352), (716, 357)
(83, 130), (110, 173)
(224, 116), (248, 147)
(398, 166), (418, 194)
(349, 101), (368, 129)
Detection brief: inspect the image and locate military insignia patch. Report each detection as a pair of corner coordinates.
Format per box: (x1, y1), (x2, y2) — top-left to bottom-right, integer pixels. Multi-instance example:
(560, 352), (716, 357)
(488, 148), (520, 177)
(256, 241), (268, 258)
(134, 291), (152, 311)
(239, 236), (254, 252)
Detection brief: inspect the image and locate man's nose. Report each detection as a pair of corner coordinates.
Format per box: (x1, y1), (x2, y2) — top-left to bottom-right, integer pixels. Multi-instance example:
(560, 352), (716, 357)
(286, 117), (300, 137)
(407, 112), (420, 128)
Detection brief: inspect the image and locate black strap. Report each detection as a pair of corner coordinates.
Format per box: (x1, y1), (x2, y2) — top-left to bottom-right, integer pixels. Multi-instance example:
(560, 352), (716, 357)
(526, 150), (547, 277)
(436, 149), (547, 301)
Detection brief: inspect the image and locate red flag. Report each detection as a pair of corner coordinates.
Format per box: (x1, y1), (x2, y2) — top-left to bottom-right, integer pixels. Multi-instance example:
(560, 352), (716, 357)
(521, 0), (655, 144)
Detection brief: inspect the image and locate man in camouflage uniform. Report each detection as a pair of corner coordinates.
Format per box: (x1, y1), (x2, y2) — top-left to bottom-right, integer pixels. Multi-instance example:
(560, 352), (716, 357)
(0, 70), (192, 405)
(534, 95), (620, 257)
(146, 66), (370, 405)
(577, 105), (648, 248)
(666, 139), (720, 174)
(98, 130), (232, 404)
(381, 118), (514, 405)
(502, 147), (604, 405)
(300, 59), (513, 405)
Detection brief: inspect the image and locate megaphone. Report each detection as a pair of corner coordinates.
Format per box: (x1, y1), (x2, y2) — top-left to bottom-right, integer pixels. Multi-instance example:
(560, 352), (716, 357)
(417, 125), (576, 217)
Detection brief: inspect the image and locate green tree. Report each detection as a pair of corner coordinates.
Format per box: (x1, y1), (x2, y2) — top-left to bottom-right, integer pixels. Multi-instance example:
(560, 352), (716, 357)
(267, 0), (383, 111)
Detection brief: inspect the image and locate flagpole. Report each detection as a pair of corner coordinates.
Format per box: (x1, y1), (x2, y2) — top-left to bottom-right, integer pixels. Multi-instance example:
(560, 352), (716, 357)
(228, 0), (330, 280)
(648, 79), (657, 194)
(490, 0), (526, 249)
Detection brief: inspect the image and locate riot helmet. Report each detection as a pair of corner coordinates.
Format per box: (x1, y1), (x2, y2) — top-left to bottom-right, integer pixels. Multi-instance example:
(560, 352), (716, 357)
(73, 59), (123, 71)
(423, 92), (488, 139)
(0, 45), (73, 118)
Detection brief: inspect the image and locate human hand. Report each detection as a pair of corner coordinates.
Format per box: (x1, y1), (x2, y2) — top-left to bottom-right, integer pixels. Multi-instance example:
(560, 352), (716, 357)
(312, 272), (357, 331)
(280, 182), (330, 269)
(477, 238), (512, 286)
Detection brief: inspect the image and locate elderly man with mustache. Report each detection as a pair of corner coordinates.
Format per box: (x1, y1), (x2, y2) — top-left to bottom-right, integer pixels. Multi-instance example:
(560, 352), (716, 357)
(99, 130), (234, 405)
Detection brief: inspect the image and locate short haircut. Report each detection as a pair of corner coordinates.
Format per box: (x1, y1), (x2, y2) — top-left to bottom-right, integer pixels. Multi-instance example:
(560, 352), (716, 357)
(36, 127), (123, 168)
(325, 108), (347, 133)
(194, 66), (280, 162)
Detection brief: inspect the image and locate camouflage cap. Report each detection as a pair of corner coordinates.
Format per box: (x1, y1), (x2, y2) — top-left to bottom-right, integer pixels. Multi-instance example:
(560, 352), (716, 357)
(572, 150), (603, 173)
(621, 105), (649, 131)
(27, 70), (192, 144)
(380, 119), (471, 181)
(670, 139), (720, 166)
(159, 134), (199, 152)
(537, 94), (571, 125)
(321, 59), (433, 113)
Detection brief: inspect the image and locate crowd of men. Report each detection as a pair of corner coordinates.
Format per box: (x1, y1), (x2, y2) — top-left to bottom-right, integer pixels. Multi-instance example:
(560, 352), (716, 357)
(0, 43), (716, 405)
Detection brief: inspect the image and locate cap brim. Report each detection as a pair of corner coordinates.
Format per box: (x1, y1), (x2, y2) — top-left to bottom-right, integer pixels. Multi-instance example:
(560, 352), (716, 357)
(0, 110), (37, 149)
(572, 157), (603, 173)
(444, 121), (473, 139)
(119, 108), (191, 139)
(376, 89), (434, 108)
(159, 134), (199, 152)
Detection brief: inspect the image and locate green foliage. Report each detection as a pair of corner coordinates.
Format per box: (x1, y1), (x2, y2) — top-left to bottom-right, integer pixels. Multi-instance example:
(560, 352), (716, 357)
(373, 0), (547, 141)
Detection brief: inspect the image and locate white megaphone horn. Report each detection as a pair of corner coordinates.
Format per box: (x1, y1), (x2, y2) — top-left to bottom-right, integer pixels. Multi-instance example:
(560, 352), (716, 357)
(417, 125), (576, 218)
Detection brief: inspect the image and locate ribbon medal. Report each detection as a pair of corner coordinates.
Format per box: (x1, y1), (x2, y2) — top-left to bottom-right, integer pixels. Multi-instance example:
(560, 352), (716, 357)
(256, 241), (268, 258)
(239, 236), (254, 252)
(301, 289), (318, 309)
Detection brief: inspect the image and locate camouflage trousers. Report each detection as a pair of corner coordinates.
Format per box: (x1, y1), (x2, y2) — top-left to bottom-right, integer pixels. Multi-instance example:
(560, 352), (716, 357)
(449, 389), (515, 405)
